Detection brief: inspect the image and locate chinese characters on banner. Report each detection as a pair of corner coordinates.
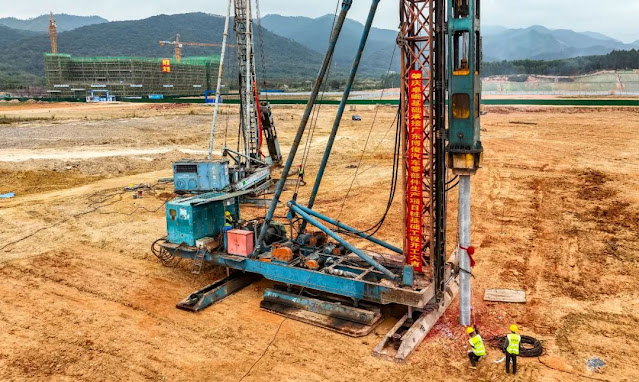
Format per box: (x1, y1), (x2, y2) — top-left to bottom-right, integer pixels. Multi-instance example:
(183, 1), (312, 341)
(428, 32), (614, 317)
(161, 59), (171, 73)
(406, 70), (424, 272)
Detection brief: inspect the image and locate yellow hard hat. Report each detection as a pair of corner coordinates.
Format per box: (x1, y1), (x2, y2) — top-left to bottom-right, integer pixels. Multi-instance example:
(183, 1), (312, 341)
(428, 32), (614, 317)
(225, 211), (231, 216)
(466, 327), (475, 334)
(510, 324), (519, 333)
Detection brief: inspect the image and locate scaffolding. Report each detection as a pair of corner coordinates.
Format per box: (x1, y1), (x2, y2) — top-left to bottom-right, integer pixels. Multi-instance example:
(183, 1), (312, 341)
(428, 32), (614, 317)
(44, 53), (221, 98)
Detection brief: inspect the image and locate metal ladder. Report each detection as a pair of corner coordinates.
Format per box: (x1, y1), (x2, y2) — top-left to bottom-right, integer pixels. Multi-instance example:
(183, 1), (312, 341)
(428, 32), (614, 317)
(191, 249), (206, 275)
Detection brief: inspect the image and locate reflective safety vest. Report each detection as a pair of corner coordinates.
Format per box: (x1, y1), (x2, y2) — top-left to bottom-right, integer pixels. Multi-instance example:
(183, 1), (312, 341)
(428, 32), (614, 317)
(225, 215), (233, 227)
(469, 334), (486, 356)
(507, 333), (521, 355)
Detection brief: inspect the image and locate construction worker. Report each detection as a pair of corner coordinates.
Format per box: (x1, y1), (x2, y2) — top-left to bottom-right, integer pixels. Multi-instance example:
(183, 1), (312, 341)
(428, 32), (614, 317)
(505, 324), (521, 374)
(225, 211), (234, 228)
(466, 326), (486, 369)
(297, 164), (306, 186)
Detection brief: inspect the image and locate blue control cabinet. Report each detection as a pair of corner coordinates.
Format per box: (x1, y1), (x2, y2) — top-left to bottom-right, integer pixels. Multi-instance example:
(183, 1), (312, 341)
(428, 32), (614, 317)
(173, 160), (230, 193)
(166, 192), (239, 246)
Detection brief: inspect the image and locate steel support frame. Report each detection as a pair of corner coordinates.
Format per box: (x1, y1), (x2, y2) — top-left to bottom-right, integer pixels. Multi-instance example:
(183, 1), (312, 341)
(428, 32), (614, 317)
(290, 201), (403, 255)
(289, 203), (399, 282)
(433, 0), (448, 301)
(399, 0), (436, 277)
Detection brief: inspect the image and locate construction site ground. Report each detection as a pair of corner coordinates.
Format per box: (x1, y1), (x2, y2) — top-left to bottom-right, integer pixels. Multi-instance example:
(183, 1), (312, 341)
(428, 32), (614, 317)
(0, 101), (638, 381)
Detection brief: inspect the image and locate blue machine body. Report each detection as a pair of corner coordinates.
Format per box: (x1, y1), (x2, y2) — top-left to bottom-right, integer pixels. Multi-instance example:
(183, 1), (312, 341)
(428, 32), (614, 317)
(173, 160), (230, 193)
(447, 0), (483, 173)
(166, 192), (239, 246)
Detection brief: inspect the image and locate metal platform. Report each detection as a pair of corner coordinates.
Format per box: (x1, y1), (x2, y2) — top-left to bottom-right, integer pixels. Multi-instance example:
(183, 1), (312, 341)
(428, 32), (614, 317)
(159, 241), (440, 308)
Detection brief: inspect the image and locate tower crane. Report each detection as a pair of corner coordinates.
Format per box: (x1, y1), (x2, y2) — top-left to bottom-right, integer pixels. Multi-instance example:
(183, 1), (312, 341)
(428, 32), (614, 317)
(159, 34), (231, 62)
(48, 12), (57, 54)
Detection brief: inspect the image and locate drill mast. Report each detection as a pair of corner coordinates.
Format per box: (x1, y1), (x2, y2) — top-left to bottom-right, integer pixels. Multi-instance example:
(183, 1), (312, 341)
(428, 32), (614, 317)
(234, 0), (261, 167)
(400, 0), (447, 300)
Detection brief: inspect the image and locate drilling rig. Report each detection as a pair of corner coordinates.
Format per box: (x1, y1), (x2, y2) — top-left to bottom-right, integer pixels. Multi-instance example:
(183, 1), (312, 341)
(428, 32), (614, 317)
(155, 0), (482, 361)
(171, 0), (282, 196)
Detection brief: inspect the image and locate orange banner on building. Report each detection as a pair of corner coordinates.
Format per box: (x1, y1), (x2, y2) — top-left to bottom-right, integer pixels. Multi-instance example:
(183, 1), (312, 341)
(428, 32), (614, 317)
(161, 59), (171, 73)
(406, 70), (424, 272)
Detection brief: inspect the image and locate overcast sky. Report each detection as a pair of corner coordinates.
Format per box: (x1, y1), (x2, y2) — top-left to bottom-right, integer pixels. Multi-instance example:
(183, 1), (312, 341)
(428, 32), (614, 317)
(2, 0), (639, 43)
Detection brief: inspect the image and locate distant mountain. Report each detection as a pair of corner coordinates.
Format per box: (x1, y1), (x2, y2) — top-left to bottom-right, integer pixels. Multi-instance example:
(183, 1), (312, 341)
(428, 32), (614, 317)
(483, 25), (638, 61)
(0, 14), (108, 32)
(261, 15), (639, 67)
(261, 14), (399, 76)
(1, 12), (639, 90)
(483, 25), (508, 35)
(580, 31), (621, 43)
(0, 13), (327, 86)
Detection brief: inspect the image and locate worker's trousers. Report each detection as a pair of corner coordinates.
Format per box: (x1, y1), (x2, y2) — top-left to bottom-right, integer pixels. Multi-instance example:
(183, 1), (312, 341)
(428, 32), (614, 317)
(506, 353), (517, 374)
(468, 352), (481, 367)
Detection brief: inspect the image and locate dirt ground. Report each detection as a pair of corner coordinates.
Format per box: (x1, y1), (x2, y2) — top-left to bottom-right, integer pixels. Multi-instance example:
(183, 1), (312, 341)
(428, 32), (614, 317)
(0, 101), (638, 381)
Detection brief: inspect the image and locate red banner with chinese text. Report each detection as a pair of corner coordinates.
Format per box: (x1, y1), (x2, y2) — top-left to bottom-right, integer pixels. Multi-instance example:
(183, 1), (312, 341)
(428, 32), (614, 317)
(406, 70), (424, 272)
(161, 59), (171, 73)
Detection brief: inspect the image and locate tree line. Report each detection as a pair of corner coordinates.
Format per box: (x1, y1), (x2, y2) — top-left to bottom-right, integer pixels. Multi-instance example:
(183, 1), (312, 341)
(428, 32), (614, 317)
(482, 49), (639, 77)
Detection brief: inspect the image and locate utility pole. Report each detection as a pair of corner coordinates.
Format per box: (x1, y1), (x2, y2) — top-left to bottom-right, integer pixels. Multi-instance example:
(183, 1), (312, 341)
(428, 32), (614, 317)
(208, 0), (233, 160)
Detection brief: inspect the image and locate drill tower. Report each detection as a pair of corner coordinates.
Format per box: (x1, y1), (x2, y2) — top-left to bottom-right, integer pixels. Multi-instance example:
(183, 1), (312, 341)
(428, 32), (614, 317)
(234, 0), (261, 167)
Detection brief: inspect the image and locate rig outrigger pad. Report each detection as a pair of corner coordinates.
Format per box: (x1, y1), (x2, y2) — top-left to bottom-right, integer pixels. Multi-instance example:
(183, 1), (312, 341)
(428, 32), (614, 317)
(177, 272), (261, 312)
(372, 278), (459, 362)
(260, 287), (384, 337)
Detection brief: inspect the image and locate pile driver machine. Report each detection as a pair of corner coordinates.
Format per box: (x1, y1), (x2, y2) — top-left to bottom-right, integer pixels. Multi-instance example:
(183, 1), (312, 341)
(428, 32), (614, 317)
(171, 0), (282, 197)
(155, 0), (482, 360)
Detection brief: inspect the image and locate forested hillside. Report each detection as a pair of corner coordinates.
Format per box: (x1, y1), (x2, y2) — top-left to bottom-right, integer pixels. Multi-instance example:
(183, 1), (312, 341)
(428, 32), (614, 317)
(482, 49), (639, 77)
(0, 13), (330, 89)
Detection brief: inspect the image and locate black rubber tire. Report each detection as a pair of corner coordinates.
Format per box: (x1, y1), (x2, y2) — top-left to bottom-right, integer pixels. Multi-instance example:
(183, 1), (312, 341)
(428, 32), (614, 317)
(493, 335), (543, 357)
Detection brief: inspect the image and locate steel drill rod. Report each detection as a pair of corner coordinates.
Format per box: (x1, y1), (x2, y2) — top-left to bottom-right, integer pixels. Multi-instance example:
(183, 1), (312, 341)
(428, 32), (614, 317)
(301, 0), (381, 233)
(458, 175), (472, 326)
(255, 0), (353, 252)
(290, 203), (399, 282)
(207, 0), (232, 159)
(290, 201), (402, 255)
(243, 0), (253, 167)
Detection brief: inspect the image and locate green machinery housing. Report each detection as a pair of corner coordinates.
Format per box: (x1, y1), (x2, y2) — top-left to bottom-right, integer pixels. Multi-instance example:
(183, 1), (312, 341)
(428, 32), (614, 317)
(44, 54), (220, 98)
(448, 0), (483, 174)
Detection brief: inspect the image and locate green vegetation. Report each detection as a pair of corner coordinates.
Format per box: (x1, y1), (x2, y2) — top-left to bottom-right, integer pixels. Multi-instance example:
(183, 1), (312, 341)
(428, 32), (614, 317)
(0, 63), (43, 89)
(1, 12), (638, 92)
(0, 13), (328, 92)
(483, 49), (639, 76)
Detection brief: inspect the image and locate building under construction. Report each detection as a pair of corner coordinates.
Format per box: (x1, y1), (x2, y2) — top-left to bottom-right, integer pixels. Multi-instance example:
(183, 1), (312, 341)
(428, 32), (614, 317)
(44, 53), (220, 98)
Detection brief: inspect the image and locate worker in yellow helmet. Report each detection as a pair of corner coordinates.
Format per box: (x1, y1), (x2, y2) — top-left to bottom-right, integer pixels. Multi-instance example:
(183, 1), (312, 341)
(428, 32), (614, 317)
(466, 326), (486, 369)
(225, 211), (234, 228)
(504, 324), (521, 374)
